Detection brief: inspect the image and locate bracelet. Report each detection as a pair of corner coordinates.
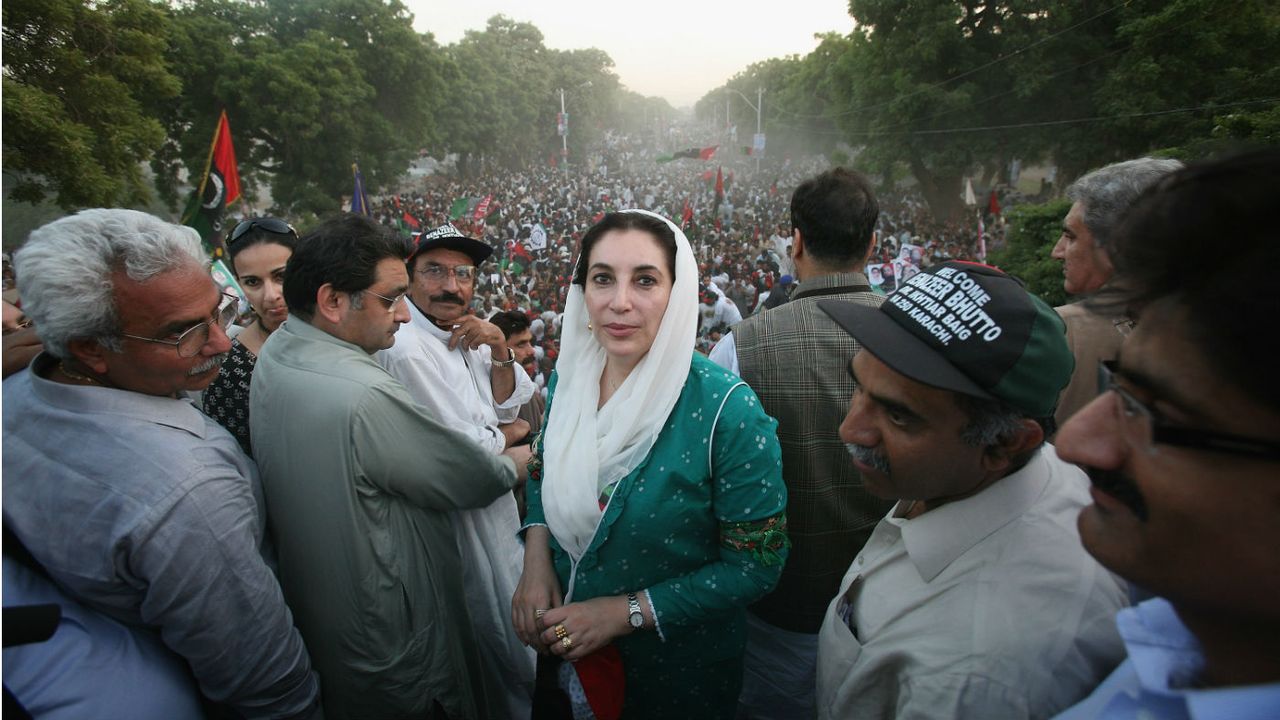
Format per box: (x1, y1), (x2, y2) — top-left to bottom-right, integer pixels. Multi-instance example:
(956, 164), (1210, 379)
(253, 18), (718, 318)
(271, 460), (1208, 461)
(492, 347), (516, 367)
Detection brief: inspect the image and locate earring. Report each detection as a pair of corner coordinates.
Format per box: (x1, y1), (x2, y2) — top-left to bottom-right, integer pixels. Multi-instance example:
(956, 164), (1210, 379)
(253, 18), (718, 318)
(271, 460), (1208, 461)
(587, 322), (594, 330)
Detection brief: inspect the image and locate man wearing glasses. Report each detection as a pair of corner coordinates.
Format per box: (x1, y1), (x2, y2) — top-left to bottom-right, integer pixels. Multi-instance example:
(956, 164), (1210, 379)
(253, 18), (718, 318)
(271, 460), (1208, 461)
(3, 209), (321, 718)
(1052, 151), (1280, 718)
(813, 261), (1128, 720)
(250, 214), (529, 720)
(376, 222), (537, 719)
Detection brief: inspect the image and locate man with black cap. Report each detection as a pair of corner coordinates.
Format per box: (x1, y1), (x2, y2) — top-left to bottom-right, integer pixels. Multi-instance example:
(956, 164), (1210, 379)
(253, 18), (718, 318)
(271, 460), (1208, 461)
(814, 261), (1128, 720)
(375, 221), (537, 719)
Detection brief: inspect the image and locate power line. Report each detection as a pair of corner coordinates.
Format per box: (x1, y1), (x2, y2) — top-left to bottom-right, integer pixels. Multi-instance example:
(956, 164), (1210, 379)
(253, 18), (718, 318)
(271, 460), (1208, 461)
(859, 0), (1233, 132)
(768, 97), (1278, 138)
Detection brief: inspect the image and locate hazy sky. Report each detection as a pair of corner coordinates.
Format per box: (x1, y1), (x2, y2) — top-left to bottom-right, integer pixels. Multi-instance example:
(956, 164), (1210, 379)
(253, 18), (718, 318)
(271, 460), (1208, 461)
(402, 0), (858, 108)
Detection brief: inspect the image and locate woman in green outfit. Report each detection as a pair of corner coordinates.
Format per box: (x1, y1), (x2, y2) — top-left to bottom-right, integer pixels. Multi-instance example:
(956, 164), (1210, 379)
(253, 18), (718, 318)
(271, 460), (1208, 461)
(513, 210), (790, 718)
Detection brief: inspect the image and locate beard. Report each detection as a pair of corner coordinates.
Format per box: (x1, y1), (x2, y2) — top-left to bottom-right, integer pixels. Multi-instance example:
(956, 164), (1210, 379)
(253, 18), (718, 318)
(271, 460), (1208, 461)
(1084, 465), (1149, 521)
(846, 443), (891, 476)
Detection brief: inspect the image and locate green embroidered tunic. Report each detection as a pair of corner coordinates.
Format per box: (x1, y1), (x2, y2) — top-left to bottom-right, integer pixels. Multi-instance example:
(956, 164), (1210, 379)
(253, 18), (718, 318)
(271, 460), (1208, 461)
(527, 354), (789, 718)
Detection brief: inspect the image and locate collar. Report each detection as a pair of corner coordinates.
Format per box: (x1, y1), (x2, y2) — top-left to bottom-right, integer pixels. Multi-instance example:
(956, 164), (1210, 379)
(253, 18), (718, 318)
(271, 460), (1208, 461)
(896, 446), (1052, 582)
(1120, 598), (1280, 718)
(26, 352), (210, 437)
(790, 271), (873, 301)
(280, 314), (370, 356)
(405, 299), (455, 344)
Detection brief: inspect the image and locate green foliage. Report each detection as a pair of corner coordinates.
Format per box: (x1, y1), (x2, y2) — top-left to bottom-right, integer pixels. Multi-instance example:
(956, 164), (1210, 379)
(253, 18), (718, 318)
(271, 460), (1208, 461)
(435, 16), (623, 173)
(2, 0), (179, 209)
(158, 0), (444, 217)
(987, 199), (1071, 308)
(4, 2), (674, 216)
(698, 0), (1278, 218)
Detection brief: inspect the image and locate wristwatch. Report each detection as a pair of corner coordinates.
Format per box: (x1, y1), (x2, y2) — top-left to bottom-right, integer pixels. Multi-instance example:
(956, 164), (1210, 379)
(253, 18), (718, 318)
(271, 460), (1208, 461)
(492, 347), (516, 367)
(627, 592), (644, 630)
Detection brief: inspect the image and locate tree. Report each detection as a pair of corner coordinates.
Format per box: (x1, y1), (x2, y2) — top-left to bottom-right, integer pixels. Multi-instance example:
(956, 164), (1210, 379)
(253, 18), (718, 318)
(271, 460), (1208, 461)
(3, 0), (179, 208)
(159, 0), (446, 216)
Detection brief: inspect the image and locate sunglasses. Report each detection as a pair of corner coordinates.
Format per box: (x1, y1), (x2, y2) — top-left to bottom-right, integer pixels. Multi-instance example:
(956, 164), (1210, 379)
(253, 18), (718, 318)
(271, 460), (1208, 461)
(228, 218), (297, 249)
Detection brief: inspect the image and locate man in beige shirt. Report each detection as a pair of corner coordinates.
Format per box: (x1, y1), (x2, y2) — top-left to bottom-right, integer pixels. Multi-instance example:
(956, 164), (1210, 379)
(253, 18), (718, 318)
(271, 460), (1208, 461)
(1051, 158), (1182, 429)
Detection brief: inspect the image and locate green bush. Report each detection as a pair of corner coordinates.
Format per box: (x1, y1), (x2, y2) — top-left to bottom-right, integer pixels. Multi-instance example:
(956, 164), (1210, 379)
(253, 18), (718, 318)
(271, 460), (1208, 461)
(987, 199), (1071, 308)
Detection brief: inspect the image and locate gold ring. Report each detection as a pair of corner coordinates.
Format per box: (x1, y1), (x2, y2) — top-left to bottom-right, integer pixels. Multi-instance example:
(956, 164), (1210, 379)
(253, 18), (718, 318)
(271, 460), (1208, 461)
(554, 624), (568, 640)
(561, 636), (574, 650)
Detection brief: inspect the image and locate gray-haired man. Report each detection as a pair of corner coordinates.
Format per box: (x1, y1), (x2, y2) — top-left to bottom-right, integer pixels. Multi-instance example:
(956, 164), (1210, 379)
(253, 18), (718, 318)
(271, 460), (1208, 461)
(1051, 157), (1182, 427)
(3, 209), (321, 718)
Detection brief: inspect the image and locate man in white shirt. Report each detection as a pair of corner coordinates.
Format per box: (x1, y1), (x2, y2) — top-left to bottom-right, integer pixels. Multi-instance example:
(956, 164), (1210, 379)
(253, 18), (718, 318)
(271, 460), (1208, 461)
(698, 283), (742, 338)
(376, 222), (536, 719)
(1052, 151), (1280, 719)
(814, 261), (1128, 720)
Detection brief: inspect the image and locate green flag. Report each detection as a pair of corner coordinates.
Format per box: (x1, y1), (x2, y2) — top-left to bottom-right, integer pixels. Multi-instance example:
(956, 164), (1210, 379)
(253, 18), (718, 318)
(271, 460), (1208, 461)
(448, 197), (470, 221)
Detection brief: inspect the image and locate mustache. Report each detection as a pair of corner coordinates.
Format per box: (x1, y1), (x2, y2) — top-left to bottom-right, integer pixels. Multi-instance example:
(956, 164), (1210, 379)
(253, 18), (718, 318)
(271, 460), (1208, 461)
(846, 443), (891, 476)
(188, 353), (228, 376)
(430, 292), (466, 305)
(1084, 465), (1149, 521)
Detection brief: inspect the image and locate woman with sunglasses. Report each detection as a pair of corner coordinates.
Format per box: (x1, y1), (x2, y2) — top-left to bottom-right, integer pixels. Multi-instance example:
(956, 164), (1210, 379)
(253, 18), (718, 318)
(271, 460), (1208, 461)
(203, 217), (298, 456)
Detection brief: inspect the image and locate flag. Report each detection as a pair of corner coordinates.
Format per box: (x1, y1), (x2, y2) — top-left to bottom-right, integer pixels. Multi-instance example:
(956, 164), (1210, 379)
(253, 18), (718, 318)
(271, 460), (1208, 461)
(681, 197), (693, 230)
(528, 223), (548, 251)
(350, 163), (370, 216)
(977, 213), (987, 261)
(714, 167), (724, 202)
(402, 212), (420, 230)
(963, 178), (977, 207)
(699, 146), (718, 160)
(987, 190), (1002, 216)
(740, 146), (755, 156)
(700, 169), (715, 182)
(655, 153), (675, 163)
(181, 109), (242, 259)
(510, 242), (532, 274)
(473, 194), (493, 221)
(449, 197), (471, 221)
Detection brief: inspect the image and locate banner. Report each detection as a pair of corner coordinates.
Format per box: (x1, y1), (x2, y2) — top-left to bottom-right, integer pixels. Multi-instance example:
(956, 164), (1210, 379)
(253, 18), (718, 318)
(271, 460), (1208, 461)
(473, 194), (493, 221)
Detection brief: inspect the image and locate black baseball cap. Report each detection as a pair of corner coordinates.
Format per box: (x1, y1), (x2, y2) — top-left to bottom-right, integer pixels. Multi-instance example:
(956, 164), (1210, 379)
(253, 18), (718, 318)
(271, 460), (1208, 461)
(408, 223), (493, 266)
(819, 261), (1072, 418)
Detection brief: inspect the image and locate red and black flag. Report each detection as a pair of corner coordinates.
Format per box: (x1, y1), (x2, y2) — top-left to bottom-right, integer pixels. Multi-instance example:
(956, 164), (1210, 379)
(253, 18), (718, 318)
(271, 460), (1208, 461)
(181, 110), (242, 259)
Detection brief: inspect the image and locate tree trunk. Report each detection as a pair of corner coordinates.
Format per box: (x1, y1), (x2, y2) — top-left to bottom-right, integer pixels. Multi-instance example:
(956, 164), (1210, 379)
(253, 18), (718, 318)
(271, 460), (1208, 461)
(907, 150), (964, 221)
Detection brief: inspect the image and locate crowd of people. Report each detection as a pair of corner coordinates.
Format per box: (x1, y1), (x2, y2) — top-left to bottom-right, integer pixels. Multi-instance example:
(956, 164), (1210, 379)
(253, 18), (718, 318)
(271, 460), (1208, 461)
(3, 144), (1276, 720)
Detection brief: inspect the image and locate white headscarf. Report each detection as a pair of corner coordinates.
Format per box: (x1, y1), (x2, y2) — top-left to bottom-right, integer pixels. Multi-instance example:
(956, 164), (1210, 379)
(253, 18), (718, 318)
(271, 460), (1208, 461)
(542, 209), (698, 562)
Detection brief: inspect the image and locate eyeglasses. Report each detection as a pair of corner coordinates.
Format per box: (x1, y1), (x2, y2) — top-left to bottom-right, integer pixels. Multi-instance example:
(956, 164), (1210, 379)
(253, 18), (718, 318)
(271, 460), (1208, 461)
(416, 264), (476, 284)
(1097, 360), (1280, 462)
(120, 292), (239, 357)
(362, 288), (407, 313)
(228, 218), (297, 249)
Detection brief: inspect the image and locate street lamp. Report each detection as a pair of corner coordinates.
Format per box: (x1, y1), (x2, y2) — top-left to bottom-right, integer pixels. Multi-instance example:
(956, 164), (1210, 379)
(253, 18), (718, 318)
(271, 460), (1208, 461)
(726, 87), (765, 172)
(557, 81), (592, 173)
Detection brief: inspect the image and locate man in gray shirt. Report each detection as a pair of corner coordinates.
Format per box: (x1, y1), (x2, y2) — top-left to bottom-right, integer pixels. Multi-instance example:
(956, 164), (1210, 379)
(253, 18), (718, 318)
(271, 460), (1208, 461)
(3, 209), (321, 718)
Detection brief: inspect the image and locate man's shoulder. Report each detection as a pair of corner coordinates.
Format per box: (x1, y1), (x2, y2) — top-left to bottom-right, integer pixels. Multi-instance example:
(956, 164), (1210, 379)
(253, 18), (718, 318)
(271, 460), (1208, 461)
(735, 287), (881, 347)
